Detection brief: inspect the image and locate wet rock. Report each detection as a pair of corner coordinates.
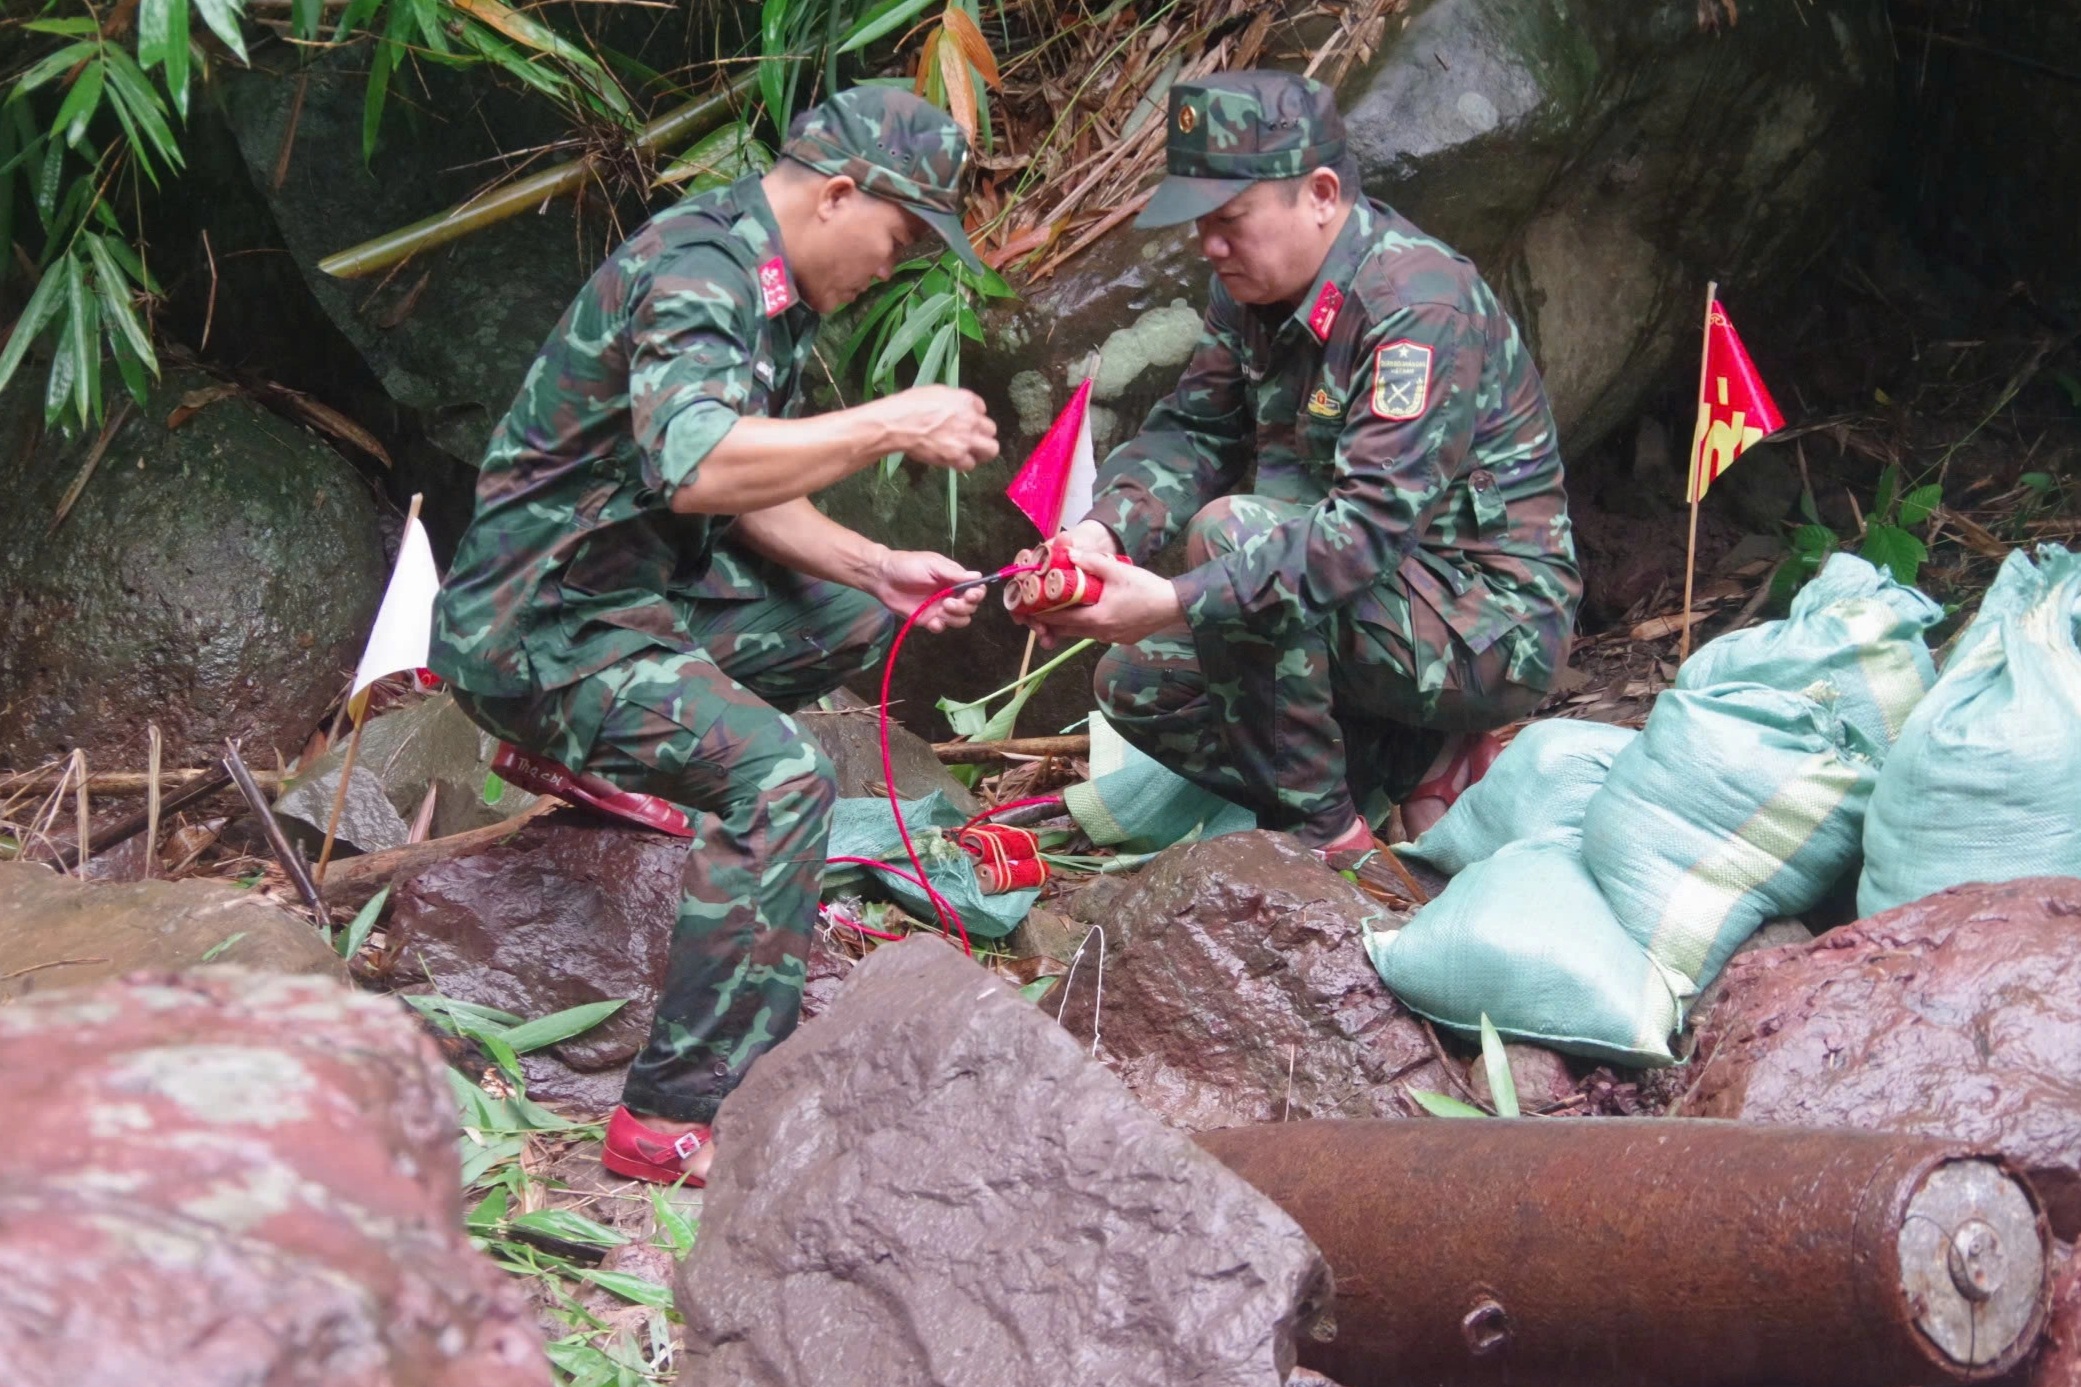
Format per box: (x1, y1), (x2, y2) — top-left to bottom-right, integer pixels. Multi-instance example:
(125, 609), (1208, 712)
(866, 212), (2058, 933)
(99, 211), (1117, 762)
(0, 861), (344, 1001)
(1686, 916), (1815, 1033)
(276, 693), (539, 854)
(1011, 904), (1091, 963)
(1688, 877), (2081, 1239)
(388, 810), (850, 1112)
(1056, 830), (1455, 1130)
(0, 367), (384, 769)
(1344, 0), (1892, 448)
(674, 935), (1330, 1386)
(0, 967), (546, 1384)
(796, 691), (978, 813)
(1466, 1042), (1578, 1114)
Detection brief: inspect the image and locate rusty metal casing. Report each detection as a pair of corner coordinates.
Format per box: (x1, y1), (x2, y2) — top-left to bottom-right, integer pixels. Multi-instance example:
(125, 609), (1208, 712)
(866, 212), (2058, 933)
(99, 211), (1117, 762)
(1197, 1118), (2050, 1387)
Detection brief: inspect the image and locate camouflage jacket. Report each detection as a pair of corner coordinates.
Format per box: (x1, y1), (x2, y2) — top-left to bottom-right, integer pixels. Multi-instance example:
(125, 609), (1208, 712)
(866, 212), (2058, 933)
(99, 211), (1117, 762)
(430, 177), (819, 698)
(1084, 199), (1581, 689)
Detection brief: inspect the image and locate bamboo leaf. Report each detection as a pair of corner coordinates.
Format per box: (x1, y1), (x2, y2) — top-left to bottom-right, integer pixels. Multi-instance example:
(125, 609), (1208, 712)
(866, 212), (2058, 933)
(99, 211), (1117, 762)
(914, 319), (956, 389)
(409, 994), (526, 1030)
(836, 0), (939, 53)
(935, 31), (977, 141)
(871, 290), (952, 381)
(14, 42), (96, 95)
(575, 1268), (674, 1308)
(43, 308), (79, 425)
(291, 0), (322, 42)
(650, 1188), (698, 1254)
(191, 0), (250, 64)
(497, 998), (627, 1054)
(1411, 1090), (1487, 1118)
(101, 49), (183, 177)
(52, 60), (106, 149)
(85, 235), (157, 371)
(161, 0), (192, 116)
(362, 36), (398, 162)
(0, 264), (69, 397)
(1479, 1013), (1518, 1118)
(25, 18), (102, 35)
(110, 327), (151, 406)
(337, 885), (389, 960)
(64, 251), (97, 426)
(939, 6), (1000, 87)
(335, 0), (384, 41)
(511, 1208), (628, 1248)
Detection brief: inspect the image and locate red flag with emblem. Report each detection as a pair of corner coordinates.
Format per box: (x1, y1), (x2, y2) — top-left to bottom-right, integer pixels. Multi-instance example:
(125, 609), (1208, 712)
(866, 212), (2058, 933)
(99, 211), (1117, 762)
(1006, 378), (1097, 536)
(1687, 296), (1785, 503)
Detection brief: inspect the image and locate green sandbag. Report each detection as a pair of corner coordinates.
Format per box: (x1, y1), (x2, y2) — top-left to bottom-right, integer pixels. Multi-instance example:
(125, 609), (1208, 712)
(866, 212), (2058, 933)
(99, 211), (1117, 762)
(1677, 552), (1941, 753)
(1581, 683), (1879, 996)
(1061, 715), (1255, 853)
(824, 791), (1036, 940)
(1396, 720), (1636, 875)
(1367, 839), (1683, 1067)
(1859, 545), (2081, 915)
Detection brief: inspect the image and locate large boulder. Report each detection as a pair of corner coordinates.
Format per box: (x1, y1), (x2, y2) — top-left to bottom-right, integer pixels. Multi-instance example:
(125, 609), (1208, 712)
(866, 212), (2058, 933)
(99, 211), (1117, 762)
(0, 967), (546, 1384)
(1056, 830), (1457, 1129)
(674, 935), (1331, 1386)
(0, 861), (345, 1001)
(1687, 877), (2081, 1240)
(387, 809), (859, 1112)
(0, 368), (384, 769)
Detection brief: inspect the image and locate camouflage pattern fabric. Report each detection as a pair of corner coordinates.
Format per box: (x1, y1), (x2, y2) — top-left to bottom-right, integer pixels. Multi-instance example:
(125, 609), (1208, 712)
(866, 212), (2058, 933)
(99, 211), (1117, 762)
(1137, 72), (1347, 227)
(1084, 196), (1581, 844)
(780, 87), (982, 271)
(1097, 497), (1546, 840)
(455, 561), (893, 1123)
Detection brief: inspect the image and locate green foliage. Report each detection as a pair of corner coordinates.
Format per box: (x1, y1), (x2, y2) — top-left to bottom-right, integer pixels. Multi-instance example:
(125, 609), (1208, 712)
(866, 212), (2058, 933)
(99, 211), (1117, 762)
(1412, 1012), (1519, 1118)
(936, 637), (1095, 744)
(1774, 464), (1945, 603)
(337, 885), (389, 959)
(410, 991), (628, 1083)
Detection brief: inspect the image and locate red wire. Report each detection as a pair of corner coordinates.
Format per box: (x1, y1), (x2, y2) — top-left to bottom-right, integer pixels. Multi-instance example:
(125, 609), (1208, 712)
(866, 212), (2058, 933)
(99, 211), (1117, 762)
(876, 563), (1042, 958)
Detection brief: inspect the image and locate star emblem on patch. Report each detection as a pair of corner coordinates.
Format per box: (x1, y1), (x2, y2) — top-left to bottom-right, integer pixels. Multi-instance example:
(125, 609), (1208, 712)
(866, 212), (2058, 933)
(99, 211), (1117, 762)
(1371, 339), (1433, 420)
(758, 257), (793, 317)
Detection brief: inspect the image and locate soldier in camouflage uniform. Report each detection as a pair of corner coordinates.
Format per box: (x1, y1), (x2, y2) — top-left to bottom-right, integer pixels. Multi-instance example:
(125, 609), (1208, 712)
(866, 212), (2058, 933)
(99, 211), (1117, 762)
(430, 88), (998, 1184)
(1029, 72), (1580, 860)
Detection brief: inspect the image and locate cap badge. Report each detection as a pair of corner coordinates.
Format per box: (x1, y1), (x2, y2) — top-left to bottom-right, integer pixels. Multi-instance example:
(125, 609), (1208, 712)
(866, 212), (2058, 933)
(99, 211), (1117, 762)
(1177, 104), (1197, 134)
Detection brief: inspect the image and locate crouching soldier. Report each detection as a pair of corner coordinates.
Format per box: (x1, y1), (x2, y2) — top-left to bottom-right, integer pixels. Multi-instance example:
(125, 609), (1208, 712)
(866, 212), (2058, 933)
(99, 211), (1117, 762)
(430, 89), (997, 1183)
(1027, 72), (1581, 886)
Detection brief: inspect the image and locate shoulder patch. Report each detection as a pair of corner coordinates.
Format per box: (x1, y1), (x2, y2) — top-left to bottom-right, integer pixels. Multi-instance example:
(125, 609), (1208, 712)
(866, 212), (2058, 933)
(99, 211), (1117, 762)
(1371, 339), (1433, 420)
(757, 257), (794, 317)
(1306, 280), (1344, 342)
(1305, 387), (1343, 419)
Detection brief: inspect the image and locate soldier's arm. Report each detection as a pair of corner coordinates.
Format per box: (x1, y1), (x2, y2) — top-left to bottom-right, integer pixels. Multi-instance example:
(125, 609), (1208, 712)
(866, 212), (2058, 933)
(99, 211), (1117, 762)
(626, 246), (992, 514)
(1168, 301), (1482, 640)
(1076, 289), (1254, 563)
(732, 498), (986, 631)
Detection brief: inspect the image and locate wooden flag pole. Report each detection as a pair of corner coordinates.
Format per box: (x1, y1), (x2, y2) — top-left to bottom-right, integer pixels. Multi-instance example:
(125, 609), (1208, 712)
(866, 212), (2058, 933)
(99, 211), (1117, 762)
(1015, 627), (1039, 685)
(316, 492), (422, 884)
(1678, 282), (1718, 664)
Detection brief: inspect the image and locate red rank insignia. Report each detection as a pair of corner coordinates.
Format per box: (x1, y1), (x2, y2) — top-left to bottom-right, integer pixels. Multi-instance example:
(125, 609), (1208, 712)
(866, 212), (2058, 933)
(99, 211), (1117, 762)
(1307, 280), (1343, 341)
(757, 257), (793, 317)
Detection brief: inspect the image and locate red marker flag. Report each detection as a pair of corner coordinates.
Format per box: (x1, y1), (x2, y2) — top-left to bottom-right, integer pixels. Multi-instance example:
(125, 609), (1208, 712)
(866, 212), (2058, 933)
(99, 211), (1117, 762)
(1006, 378), (1097, 536)
(1688, 296), (1785, 503)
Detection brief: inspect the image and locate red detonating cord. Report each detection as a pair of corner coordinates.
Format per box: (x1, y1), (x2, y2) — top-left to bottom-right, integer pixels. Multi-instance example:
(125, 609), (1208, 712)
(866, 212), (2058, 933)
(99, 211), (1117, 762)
(875, 562), (1046, 957)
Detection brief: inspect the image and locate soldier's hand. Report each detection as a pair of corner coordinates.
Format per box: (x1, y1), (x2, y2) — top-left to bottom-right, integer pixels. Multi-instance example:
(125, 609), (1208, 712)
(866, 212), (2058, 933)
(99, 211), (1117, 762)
(1030, 549), (1183, 648)
(1061, 519), (1122, 560)
(872, 549), (985, 632)
(878, 386), (998, 471)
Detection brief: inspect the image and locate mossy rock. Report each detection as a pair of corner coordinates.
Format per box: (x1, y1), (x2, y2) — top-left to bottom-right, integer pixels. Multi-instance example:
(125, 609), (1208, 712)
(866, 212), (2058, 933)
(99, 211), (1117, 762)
(0, 368), (385, 768)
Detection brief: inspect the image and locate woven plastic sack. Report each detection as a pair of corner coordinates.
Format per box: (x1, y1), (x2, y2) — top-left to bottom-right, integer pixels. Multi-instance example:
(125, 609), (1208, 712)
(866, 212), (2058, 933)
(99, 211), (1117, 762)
(1859, 545), (2081, 915)
(1367, 840), (1683, 1067)
(824, 791), (1036, 940)
(1677, 552), (1941, 754)
(1396, 720), (1637, 875)
(1061, 714), (1255, 853)
(1581, 682), (1879, 995)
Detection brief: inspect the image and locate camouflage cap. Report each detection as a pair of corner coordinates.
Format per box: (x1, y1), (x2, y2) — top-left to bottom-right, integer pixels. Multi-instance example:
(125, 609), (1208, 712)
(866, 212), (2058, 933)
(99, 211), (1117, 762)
(1136, 71), (1347, 229)
(782, 87), (984, 272)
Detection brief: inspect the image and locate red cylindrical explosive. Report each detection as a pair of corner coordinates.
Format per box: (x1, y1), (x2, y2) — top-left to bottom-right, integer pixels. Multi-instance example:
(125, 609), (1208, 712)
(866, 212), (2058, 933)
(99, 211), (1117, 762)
(1197, 1119), (2050, 1387)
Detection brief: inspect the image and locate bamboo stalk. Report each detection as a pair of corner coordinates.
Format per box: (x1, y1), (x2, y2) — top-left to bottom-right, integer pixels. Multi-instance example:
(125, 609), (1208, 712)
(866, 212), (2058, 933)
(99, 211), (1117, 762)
(933, 733), (1090, 763)
(317, 73), (758, 281)
(0, 768), (283, 797)
(1679, 281), (1717, 664)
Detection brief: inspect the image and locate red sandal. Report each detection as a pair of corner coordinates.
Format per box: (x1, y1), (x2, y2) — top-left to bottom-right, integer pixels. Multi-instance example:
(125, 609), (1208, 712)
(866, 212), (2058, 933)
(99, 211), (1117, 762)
(492, 743), (693, 838)
(601, 1105), (712, 1186)
(1399, 731), (1505, 838)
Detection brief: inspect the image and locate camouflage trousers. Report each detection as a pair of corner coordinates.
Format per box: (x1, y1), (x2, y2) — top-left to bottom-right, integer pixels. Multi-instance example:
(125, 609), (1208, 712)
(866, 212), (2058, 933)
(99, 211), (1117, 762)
(454, 567), (893, 1123)
(1097, 496), (1547, 846)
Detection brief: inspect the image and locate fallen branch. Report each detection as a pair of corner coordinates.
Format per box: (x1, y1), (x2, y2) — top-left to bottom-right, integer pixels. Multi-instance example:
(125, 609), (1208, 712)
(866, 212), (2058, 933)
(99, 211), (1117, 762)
(50, 767), (234, 871)
(932, 734), (1091, 764)
(0, 767), (284, 797)
(323, 801), (556, 909)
